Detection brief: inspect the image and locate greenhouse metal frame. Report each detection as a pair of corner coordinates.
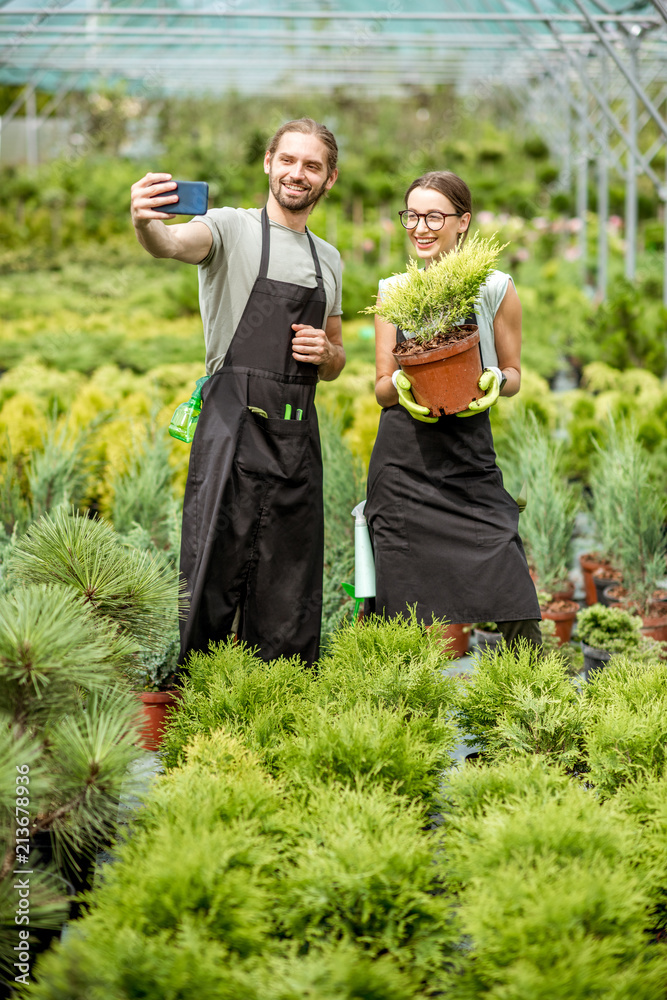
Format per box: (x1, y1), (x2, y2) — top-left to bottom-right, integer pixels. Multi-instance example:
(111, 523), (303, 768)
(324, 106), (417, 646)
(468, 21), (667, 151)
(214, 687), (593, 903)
(1, 0), (666, 300)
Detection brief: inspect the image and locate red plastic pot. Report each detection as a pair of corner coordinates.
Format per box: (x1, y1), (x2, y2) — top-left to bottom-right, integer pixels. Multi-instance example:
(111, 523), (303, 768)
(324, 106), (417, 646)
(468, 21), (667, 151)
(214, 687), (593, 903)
(540, 599), (579, 645)
(392, 325), (483, 417)
(136, 690), (181, 751)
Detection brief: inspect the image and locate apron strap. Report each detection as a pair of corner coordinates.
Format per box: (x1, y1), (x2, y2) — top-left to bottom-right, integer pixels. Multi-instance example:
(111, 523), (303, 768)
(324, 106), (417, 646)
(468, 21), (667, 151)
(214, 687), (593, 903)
(259, 206), (325, 290)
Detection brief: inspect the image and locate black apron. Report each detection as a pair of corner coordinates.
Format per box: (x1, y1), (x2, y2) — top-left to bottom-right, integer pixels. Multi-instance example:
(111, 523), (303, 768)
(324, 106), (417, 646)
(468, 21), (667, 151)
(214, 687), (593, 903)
(365, 325), (540, 625)
(179, 208), (326, 667)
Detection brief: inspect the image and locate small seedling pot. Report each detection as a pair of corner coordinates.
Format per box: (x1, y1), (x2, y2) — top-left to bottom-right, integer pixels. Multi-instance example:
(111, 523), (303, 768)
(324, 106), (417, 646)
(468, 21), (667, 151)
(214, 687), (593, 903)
(392, 325), (484, 416)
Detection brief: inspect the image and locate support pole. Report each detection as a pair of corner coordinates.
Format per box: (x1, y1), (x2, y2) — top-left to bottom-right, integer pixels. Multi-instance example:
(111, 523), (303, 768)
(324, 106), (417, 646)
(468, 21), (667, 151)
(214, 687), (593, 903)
(597, 52), (609, 300)
(576, 89), (589, 288)
(625, 37), (638, 281)
(25, 87), (38, 168)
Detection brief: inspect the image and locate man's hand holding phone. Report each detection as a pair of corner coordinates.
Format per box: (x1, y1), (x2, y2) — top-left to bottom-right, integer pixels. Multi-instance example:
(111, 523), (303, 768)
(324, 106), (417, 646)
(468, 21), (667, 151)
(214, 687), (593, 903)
(130, 172), (212, 264)
(130, 172), (179, 226)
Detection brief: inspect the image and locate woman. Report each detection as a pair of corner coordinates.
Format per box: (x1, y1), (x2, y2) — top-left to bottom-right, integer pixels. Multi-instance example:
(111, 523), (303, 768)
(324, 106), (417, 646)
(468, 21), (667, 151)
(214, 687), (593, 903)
(365, 171), (541, 646)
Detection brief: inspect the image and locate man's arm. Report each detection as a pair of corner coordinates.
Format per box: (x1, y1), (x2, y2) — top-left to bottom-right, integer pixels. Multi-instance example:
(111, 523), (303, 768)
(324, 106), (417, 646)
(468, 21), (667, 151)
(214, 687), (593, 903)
(130, 172), (213, 264)
(291, 315), (345, 381)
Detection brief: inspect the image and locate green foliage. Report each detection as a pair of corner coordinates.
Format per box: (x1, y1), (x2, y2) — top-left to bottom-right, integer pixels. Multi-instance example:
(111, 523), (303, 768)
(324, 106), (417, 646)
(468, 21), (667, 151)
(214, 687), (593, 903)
(317, 407), (364, 646)
(577, 603), (647, 655)
(273, 783), (455, 974)
(0, 584), (133, 727)
(109, 430), (178, 549)
(160, 638), (316, 771)
(583, 657), (667, 796)
(27, 418), (96, 520)
(455, 639), (582, 762)
(590, 420), (667, 611)
(317, 611), (459, 714)
(441, 772), (667, 998)
(280, 700), (456, 804)
(8, 507), (184, 650)
(502, 408), (579, 590)
(363, 232), (507, 343)
(580, 278), (667, 376)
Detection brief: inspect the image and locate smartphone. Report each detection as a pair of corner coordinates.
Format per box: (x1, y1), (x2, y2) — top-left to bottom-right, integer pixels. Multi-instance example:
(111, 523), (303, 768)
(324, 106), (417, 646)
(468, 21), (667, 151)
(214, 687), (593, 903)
(161, 180), (209, 216)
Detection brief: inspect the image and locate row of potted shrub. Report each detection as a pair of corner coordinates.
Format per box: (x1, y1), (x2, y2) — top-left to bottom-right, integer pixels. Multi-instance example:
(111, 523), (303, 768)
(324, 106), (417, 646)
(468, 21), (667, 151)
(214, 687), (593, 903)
(17, 616), (667, 998)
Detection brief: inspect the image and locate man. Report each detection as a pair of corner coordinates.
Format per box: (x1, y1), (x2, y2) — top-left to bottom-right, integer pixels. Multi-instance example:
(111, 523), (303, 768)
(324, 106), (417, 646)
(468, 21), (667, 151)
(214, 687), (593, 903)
(130, 117), (345, 667)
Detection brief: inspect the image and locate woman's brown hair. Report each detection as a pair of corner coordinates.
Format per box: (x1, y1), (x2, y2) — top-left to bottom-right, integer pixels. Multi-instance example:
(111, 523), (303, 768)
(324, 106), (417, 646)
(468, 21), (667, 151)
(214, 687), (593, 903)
(405, 171), (472, 245)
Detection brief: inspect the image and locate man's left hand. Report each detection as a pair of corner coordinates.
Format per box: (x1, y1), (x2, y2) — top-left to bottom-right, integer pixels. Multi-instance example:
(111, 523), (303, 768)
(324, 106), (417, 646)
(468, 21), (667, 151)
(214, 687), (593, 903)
(291, 324), (334, 366)
(457, 366), (502, 418)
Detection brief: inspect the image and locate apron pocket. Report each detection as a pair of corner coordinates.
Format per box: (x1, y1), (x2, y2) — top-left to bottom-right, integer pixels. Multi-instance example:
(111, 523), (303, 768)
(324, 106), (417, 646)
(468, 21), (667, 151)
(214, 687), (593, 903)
(365, 466), (410, 554)
(236, 408), (311, 485)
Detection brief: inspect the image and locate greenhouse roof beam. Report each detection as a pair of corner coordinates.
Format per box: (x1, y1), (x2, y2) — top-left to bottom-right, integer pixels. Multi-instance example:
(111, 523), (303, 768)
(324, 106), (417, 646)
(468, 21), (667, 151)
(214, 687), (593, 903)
(2, 7), (664, 21)
(650, 0), (667, 25)
(528, 1), (663, 191)
(573, 0), (667, 139)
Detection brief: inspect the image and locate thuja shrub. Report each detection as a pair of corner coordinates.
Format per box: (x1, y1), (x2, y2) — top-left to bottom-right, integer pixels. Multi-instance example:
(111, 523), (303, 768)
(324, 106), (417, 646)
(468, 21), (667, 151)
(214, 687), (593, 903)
(440, 761), (667, 997)
(583, 656), (667, 797)
(279, 700), (456, 805)
(616, 777), (667, 937)
(454, 639), (584, 761)
(25, 732), (289, 1000)
(315, 611), (460, 716)
(273, 783), (456, 984)
(161, 638), (317, 770)
(26, 733), (456, 999)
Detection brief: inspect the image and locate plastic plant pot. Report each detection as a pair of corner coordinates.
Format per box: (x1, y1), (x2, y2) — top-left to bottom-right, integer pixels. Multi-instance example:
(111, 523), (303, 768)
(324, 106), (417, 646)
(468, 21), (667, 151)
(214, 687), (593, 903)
(392, 326), (484, 417)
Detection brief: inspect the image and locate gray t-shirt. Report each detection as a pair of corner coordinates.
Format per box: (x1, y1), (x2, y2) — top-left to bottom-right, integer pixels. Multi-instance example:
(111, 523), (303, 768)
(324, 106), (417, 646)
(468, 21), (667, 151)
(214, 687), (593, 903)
(191, 207), (343, 373)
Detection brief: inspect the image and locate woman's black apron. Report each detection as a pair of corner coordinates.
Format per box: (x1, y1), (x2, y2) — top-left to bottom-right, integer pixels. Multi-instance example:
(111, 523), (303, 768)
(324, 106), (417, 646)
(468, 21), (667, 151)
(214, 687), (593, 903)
(179, 208), (326, 667)
(365, 325), (540, 625)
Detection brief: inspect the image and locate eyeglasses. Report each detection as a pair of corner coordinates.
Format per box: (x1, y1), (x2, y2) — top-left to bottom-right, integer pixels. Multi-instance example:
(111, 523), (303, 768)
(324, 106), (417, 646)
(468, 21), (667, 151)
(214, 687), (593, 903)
(398, 210), (460, 232)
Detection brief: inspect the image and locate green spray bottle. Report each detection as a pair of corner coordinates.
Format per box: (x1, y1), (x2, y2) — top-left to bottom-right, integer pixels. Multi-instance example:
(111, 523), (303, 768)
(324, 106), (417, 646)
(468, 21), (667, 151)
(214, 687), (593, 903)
(168, 376), (210, 443)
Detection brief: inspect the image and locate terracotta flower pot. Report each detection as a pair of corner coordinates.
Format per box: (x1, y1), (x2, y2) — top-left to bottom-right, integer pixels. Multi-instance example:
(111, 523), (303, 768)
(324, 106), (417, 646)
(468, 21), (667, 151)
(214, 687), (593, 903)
(640, 612), (667, 647)
(540, 599), (579, 645)
(392, 325), (483, 417)
(136, 690), (181, 751)
(579, 552), (606, 606)
(439, 622), (470, 659)
(551, 579), (575, 602)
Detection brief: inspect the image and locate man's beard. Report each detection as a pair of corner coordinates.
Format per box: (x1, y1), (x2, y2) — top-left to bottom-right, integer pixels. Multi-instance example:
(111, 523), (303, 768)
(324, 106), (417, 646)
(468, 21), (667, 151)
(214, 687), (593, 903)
(269, 170), (329, 212)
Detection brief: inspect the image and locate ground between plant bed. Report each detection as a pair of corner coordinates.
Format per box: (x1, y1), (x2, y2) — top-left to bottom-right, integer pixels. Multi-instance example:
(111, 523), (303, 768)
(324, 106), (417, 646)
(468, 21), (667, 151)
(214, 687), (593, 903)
(17, 618), (667, 1000)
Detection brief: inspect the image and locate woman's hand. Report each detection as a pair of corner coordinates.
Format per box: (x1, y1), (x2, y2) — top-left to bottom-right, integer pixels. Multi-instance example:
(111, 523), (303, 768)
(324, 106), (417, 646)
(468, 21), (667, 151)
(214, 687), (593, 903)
(456, 366), (502, 418)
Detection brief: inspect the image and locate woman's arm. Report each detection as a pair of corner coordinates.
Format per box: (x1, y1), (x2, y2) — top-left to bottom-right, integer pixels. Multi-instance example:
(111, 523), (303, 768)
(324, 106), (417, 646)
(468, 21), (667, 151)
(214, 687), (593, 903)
(492, 279), (522, 397)
(374, 313), (400, 407)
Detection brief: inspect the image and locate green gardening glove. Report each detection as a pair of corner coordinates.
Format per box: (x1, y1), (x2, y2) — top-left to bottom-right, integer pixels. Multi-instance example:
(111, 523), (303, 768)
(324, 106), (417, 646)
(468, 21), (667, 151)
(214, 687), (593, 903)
(392, 370), (438, 423)
(457, 366), (503, 418)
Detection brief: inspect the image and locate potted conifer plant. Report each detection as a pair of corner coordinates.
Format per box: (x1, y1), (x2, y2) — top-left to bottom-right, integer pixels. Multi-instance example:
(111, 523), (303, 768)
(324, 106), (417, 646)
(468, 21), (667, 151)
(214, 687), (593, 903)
(576, 603), (662, 679)
(363, 232), (507, 415)
(591, 422), (667, 644)
(501, 411), (579, 642)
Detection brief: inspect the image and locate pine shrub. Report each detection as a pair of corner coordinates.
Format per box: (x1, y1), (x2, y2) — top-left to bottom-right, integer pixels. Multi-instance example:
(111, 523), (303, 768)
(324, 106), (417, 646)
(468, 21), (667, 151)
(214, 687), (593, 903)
(109, 430), (177, 549)
(8, 507), (183, 649)
(273, 783), (456, 978)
